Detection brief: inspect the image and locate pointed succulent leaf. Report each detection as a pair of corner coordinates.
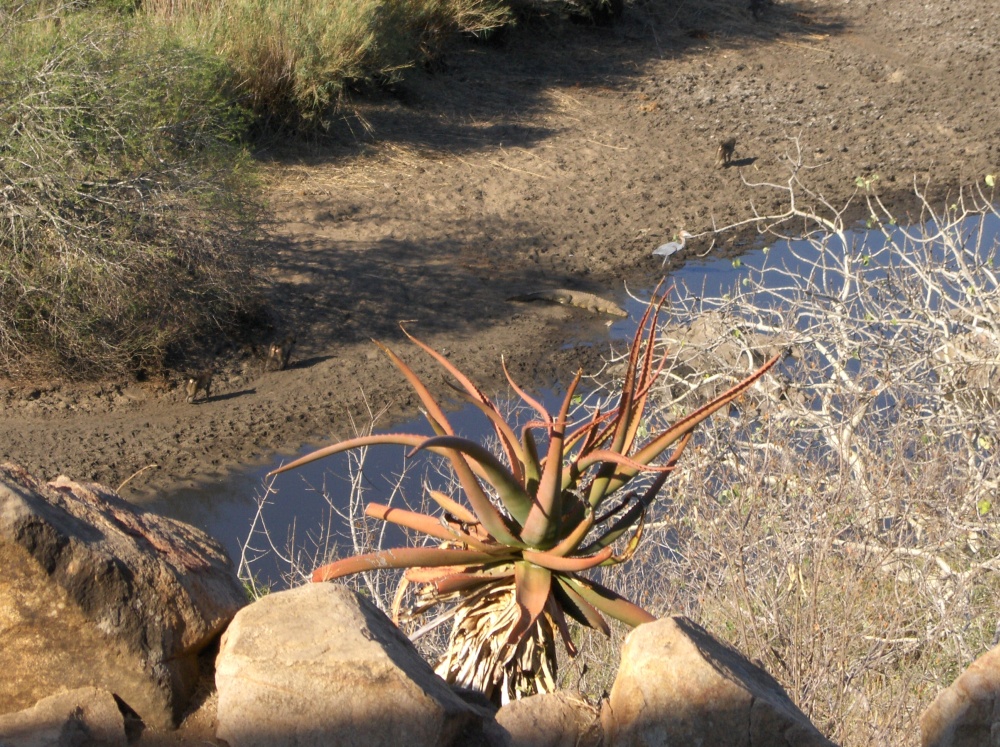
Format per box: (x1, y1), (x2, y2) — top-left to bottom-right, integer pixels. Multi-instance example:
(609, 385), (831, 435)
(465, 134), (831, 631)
(581, 434), (691, 554)
(312, 547), (503, 583)
(546, 508), (595, 557)
(510, 560), (553, 642)
(373, 340), (456, 436)
(601, 509), (645, 566)
(429, 442), (526, 548)
(600, 352), (781, 499)
(503, 356), (552, 425)
(562, 575), (656, 627)
(545, 594), (579, 656)
(586, 293), (668, 502)
(401, 327), (526, 483)
(553, 576), (610, 635)
(445, 384), (525, 483)
(521, 427), (541, 496)
(573, 448), (678, 476)
(364, 503), (500, 552)
(269, 433), (432, 476)
(522, 545), (613, 572)
(426, 487), (479, 526)
(521, 370), (582, 548)
(414, 436), (532, 525)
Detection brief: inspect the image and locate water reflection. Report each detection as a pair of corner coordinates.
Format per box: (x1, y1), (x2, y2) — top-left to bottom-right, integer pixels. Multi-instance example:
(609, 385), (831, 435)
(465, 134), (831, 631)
(148, 211), (1000, 587)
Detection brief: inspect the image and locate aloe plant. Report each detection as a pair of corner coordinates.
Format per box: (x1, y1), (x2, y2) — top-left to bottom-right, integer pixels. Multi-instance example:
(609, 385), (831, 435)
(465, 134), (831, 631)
(271, 295), (779, 703)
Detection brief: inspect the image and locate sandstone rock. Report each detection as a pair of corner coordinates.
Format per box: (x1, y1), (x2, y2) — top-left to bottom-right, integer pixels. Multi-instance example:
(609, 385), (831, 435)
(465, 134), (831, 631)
(605, 616), (835, 747)
(0, 687), (127, 747)
(495, 691), (602, 747)
(215, 583), (493, 747)
(0, 462), (246, 728)
(920, 643), (1000, 747)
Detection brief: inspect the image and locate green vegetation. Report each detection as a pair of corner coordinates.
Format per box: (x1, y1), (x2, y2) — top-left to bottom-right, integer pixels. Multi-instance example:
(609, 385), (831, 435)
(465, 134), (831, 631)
(144, 0), (511, 129)
(0, 8), (263, 378)
(0, 0), (511, 378)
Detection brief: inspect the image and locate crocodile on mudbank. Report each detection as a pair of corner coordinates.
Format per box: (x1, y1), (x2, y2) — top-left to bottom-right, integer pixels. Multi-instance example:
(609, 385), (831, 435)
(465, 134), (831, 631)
(507, 289), (627, 317)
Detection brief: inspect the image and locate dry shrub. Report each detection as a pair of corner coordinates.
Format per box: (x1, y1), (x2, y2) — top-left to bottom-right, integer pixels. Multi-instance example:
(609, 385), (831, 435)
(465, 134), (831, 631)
(574, 169), (1000, 744)
(0, 9), (264, 379)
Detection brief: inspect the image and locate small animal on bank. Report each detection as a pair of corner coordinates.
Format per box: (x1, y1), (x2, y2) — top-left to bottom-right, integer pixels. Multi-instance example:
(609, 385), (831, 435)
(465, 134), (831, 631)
(185, 371), (213, 403)
(265, 335), (296, 371)
(716, 137), (737, 168)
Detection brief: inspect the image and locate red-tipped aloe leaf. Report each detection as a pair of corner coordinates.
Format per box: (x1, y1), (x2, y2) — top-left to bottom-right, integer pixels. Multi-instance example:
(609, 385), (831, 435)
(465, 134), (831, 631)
(601, 352), (781, 498)
(547, 509), (595, 557)
(427, 442), (525, 548)
(431, 565), (516, 594)
(522, 545), (613, 572)
(580, 433), (691, 554)
(562, 575), (656, 627)
(312, 547), (502, 583)
(521, 370), (582, 548)
(510, 561), (553, 642)
(521, 427), (541, 496)
(414, 436), (532, 525)
(426, 488), (479, 526)
(503, 356), (551, 425)
(269, 433), (433, 476)
(586, 295), (665, 502)
(554, 576), (610, 635)
(364, 503), (499, 552)
(402, 328), (525, 483)
(373, 340), (455, 436)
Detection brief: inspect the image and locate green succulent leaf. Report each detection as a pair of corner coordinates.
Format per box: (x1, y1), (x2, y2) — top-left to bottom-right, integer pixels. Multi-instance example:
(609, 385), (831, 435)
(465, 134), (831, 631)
(599, 352), (781, 500)
(403, 327), (526, 483)
(554, 576), (610, 635)
(562, 575), (656, 627)
(373, 340), (455, 437)
(415, 436), (532, 525)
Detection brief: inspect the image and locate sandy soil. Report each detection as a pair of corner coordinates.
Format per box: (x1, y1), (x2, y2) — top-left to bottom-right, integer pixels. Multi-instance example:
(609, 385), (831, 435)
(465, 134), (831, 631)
(1, 0), (997, 504)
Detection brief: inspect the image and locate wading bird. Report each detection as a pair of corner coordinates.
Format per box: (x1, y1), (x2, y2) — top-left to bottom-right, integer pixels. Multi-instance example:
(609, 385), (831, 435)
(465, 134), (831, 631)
(652, 230), (692, 267)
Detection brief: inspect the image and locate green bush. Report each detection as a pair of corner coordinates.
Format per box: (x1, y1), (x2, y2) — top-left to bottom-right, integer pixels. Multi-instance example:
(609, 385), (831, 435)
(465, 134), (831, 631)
(150, 0), (512, 128)
(0, 10), (265, 379)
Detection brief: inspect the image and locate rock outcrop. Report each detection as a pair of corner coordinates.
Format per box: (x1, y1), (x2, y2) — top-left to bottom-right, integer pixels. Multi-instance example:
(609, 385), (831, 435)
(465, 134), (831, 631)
(0, 687), (128, 747)
(920, 642), (1000, 747)
(495, 691), (602, 747)
(604, 616), (835, 747)
(215, 583), (494, 747)
(0, 462), (246, 728)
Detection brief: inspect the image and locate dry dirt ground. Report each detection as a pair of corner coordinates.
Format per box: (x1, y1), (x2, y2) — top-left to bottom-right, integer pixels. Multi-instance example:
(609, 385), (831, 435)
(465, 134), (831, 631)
(2, 0), (997, 508)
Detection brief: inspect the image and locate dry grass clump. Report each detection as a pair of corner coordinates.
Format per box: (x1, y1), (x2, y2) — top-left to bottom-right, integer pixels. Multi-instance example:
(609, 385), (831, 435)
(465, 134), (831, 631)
(0, 8), (265, 379)
(147, 0), (512, 129)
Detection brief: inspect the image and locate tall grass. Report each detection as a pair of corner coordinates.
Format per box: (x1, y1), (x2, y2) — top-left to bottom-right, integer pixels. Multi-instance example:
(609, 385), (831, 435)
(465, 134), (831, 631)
(146, 0), (512, 128)
(0, 7), (265, 379)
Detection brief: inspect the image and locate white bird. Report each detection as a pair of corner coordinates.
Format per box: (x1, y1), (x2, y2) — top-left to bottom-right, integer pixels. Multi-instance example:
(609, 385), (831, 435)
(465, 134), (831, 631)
(652, 230), (692, 267)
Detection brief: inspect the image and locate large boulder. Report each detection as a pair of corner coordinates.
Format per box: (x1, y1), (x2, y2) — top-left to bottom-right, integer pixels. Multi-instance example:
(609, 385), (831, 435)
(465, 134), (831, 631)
(215, 582), (494, 747)
(495, 691), (602, 747)
(0, 462), (246, 728)
(920, 643), (1000, 747)
(604, 616), (835, 747)
(0, 687), (127, 747)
